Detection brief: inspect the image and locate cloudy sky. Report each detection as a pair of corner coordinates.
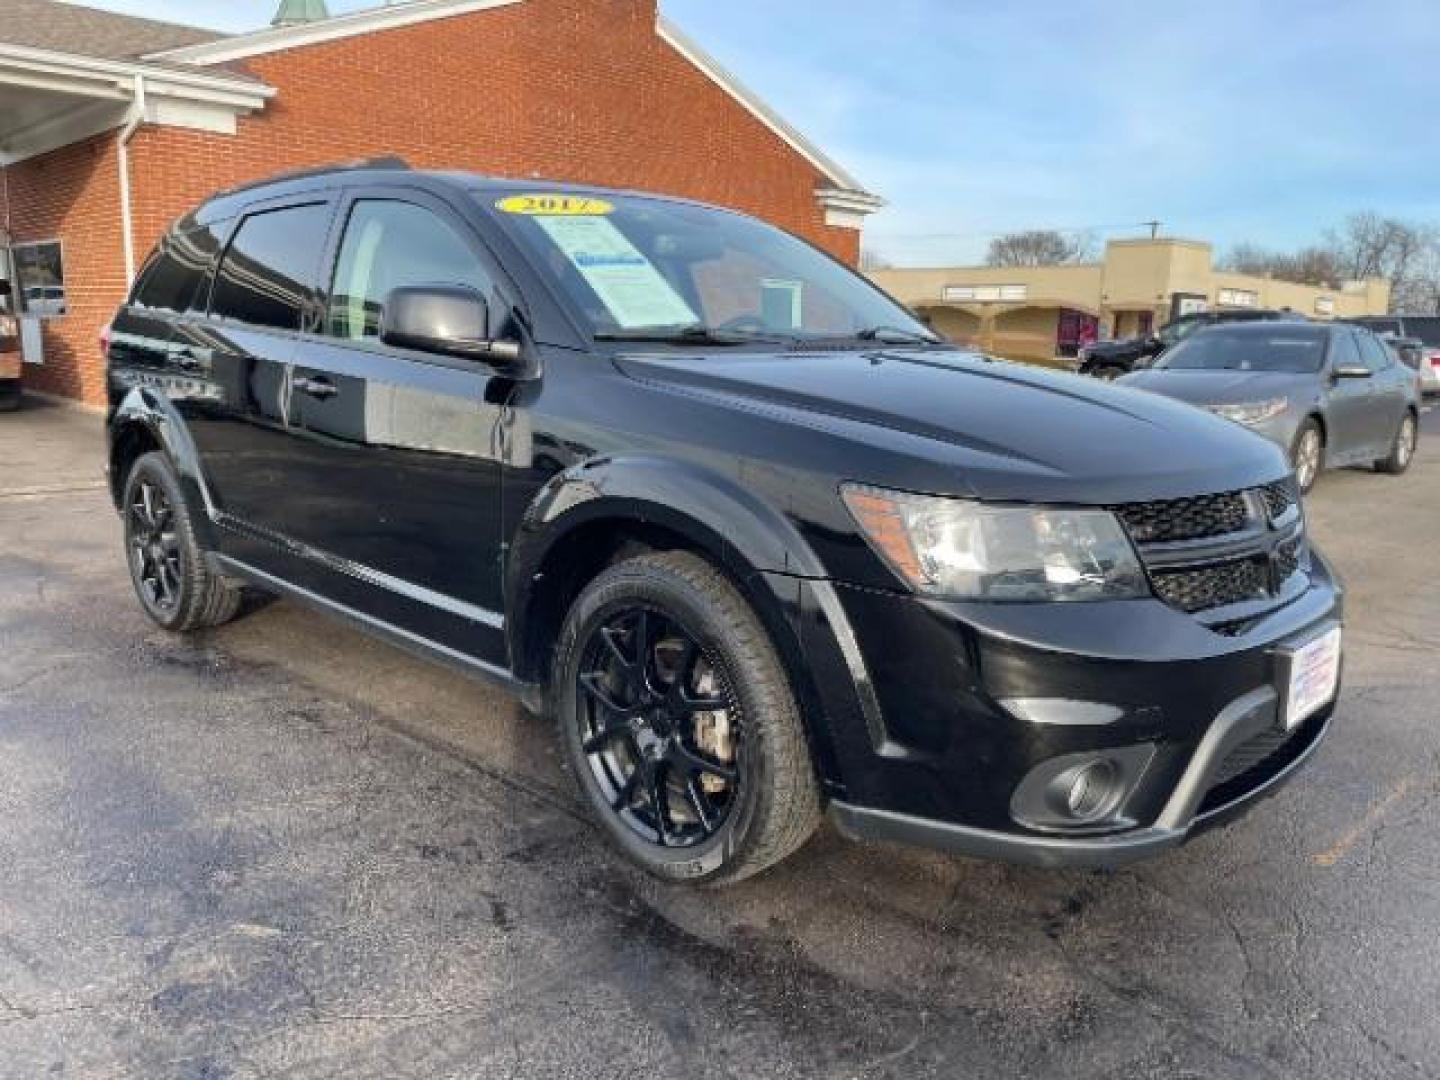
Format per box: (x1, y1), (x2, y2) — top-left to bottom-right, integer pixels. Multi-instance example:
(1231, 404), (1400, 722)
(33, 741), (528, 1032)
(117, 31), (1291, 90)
(86, 0), (1440, 265)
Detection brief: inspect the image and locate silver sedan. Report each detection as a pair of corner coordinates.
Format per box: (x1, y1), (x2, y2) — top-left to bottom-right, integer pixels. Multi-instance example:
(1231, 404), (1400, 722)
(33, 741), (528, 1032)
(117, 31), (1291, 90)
(1120, 321), (1420, 493)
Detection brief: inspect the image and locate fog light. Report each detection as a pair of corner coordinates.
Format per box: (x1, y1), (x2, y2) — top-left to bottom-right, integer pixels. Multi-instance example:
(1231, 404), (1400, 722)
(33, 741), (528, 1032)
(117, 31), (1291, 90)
(1052, 759), (1120, 822)
(1010, 744), (1155, 833)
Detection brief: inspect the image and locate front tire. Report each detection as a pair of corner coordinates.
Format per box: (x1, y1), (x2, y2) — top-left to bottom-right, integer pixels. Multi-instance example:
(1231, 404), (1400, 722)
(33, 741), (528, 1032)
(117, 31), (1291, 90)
(1375, 411), (1418, 475)
(553, 551), (820, 885)
(1092, 365), (1125, 382)
(1291, 419), (1324, 495)
(122, 452), (242, 632)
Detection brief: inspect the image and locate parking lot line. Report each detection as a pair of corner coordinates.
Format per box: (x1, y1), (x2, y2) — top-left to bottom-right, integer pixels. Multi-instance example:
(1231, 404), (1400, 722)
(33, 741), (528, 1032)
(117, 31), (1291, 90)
(1312, 774), (1419, 866)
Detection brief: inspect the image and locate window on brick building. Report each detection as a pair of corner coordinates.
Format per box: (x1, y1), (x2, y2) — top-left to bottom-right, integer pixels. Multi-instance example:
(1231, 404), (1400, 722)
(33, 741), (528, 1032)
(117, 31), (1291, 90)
(12, 241), (66, 318)
(210, 203), (332, 332)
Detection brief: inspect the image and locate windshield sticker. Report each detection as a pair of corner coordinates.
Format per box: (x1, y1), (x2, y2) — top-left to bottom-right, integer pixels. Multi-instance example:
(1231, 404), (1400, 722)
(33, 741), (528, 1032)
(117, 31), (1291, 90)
(495, 194), (614, 216)
(533, 215), (698, 330)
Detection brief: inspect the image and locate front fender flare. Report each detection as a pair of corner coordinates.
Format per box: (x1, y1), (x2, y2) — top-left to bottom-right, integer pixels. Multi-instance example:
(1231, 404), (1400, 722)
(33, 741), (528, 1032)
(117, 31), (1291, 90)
(506, 454), (827, 608)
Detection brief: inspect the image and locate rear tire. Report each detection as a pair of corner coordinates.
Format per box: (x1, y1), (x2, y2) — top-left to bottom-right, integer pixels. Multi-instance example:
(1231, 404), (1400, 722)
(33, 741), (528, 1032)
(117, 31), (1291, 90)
(552, 550), (820, 885)
(1291, 420), (1324, 495)
(1375, 411), (1418, 475)
(1093, 365), (1125, 382)
(122, 452), (242, 632)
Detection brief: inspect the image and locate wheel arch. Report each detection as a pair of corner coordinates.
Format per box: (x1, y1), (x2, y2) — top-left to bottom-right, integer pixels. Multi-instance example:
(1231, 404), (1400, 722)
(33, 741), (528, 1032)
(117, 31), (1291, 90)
(109, 388), (217, 545)
(506, 458), (842, 787)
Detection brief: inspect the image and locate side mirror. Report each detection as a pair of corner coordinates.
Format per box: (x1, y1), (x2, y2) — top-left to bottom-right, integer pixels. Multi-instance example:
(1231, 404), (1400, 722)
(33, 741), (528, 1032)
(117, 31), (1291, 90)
(1332, 364), (1371, 380)
(380, 285), (521, 364)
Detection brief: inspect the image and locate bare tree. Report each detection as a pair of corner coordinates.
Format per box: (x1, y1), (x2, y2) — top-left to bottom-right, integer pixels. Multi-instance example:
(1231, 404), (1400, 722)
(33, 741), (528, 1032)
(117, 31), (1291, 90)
(1219, 243), (1340, 287)
(1324, 213), (1435, 302)
(985, 229), (1095, 267)
(858, 247), (893, 272)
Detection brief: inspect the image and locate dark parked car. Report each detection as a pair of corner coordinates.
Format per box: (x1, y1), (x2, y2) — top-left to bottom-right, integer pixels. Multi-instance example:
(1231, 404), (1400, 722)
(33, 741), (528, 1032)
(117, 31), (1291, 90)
(1079, 308), (1303, 380)
(1121, 322), (1420, 493)
(1348, 317), (1440, 396)
(1347, 319), (1440, 400)
(104, 163), (1343, 884)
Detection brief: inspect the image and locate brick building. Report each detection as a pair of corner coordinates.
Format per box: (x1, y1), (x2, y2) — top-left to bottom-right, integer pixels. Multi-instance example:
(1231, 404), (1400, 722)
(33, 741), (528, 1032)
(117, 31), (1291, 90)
(0, 0), (882, 405)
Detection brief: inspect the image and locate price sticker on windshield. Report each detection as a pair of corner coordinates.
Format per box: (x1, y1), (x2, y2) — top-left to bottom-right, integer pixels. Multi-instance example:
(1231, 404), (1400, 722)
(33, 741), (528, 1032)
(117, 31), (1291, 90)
(495, 194), (614, 217)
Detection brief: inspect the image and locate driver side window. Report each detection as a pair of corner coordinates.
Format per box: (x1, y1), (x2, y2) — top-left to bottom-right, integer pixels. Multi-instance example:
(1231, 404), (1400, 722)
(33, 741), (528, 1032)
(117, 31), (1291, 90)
(328, 200), (492, 341)
(1329, 329), (1363, 370)
(1356, 331), (1392, 372)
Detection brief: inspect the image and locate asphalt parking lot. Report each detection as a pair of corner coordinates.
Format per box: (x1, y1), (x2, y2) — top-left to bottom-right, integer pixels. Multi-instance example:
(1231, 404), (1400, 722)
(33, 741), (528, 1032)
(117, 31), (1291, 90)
(1, 397), (1438, 1079)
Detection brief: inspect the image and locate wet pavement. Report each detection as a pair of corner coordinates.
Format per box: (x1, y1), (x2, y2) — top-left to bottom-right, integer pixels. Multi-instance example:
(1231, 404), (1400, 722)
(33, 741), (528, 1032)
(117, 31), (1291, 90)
(1, 396), (1438, 1079)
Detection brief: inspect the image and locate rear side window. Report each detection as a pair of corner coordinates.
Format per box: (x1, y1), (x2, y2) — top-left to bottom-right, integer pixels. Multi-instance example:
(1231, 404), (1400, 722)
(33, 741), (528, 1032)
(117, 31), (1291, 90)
(210, 203), (332, 331)
(132, 224), (225, 315)
(1354, 317), (1402, 336)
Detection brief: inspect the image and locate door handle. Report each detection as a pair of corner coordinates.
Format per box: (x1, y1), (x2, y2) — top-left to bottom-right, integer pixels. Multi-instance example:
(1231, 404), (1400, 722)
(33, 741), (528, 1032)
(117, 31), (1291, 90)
(293, 375), (338, 400)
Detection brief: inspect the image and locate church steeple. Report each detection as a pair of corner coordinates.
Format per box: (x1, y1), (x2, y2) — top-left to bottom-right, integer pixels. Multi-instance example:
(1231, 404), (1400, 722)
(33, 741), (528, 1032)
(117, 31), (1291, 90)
(272, 0), (332, 28)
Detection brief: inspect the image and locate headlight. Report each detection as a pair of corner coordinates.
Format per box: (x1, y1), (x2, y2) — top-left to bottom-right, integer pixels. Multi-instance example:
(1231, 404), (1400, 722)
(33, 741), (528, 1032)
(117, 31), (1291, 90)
(841, 485), (1149, 602)
(1209, 397), (1288, 426)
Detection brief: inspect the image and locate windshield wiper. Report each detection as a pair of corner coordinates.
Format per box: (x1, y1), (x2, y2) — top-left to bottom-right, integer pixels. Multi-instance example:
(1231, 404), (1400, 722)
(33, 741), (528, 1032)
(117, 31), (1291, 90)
(595, 324), (792, 347)
(851, 325), (943, 345)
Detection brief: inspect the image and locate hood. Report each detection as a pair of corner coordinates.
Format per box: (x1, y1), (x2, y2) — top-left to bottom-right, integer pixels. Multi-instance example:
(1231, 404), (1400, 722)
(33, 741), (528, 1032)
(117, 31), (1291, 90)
(1119, 368), (1315, 407)
(613, 348), (1289, 503)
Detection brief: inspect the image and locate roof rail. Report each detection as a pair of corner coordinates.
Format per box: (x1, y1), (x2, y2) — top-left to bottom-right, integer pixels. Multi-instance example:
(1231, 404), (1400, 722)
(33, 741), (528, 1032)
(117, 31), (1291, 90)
(217, 155), (411, 198)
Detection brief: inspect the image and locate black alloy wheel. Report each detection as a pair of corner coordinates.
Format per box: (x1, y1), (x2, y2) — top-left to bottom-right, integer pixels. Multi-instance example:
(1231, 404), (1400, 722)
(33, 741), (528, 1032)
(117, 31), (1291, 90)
(576, 606), (741, 849)
(555, 551), (820, 884)
(127, 477), (183, 615)
(122, 452), (242, 632)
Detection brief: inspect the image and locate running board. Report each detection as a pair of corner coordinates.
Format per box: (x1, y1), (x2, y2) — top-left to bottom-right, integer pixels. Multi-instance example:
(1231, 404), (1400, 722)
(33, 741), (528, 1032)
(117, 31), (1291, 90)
(211, 553), (545, 714)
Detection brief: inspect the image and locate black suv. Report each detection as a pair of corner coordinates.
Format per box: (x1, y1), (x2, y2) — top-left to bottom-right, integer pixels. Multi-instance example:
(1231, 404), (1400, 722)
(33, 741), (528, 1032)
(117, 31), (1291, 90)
(1079, 308), (1302, 380)
(105, 163), (1343, 884)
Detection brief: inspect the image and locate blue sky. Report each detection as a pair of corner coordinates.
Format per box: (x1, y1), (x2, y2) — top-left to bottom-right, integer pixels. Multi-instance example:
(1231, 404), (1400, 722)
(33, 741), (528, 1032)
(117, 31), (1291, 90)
(92, 0), (1440, 265)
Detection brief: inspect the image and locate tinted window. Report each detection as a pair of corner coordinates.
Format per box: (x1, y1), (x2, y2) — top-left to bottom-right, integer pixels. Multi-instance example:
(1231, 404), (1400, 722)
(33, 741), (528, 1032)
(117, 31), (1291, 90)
(328, 200), (492, 340)
(1353, 317), (1402, 336)
(1329, 329), (1363, 370)
(1155, 327), (1328, 373)
(1357, 331), (1393, 371)
(210, 203), (331, 331)
(133, 225), (224, 314)
(1400, 316), (1440, 346)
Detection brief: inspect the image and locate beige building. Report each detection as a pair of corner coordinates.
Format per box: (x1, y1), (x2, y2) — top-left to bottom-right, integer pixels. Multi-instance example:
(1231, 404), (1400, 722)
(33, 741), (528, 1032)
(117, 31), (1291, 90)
(870, 239), (1392, 366)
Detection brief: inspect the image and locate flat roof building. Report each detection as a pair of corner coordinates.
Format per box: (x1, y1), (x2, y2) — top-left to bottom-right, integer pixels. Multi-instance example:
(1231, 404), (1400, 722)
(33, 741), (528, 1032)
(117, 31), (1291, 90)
(871, 238), (1392, 365)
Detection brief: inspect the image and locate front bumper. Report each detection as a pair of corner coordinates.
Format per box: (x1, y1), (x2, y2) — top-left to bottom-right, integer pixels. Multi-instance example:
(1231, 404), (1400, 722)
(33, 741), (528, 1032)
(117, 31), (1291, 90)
(790, 551), (1343, 869)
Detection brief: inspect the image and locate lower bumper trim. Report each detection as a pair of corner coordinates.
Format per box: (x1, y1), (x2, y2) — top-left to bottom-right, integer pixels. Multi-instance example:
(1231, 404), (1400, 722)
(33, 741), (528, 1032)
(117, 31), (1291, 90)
(829, 801), (1185, 870)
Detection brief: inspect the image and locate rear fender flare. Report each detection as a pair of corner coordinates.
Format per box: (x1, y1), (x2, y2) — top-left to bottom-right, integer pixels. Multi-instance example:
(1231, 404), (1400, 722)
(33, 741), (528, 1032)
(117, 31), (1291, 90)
(110, 387), (217, 546)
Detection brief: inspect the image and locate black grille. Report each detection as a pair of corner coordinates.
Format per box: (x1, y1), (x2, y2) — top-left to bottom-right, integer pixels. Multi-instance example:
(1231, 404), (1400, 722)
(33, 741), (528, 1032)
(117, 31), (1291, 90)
(1259, 479), (1297, 521)
(1152, 558), (1270, 613)
(1114, 480), (1307, 618)
(1275, 538), (1301, 582)
(1198, 711), (1328, 816)
(1113, 491), (1250, 544)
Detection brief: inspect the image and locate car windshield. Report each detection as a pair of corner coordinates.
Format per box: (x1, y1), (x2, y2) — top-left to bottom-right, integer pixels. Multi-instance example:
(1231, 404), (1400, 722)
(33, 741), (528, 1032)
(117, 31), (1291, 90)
(1154, 328), (1328, 373)
(1156, 319), (1202, 346)
(484, 190), (937, 344)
